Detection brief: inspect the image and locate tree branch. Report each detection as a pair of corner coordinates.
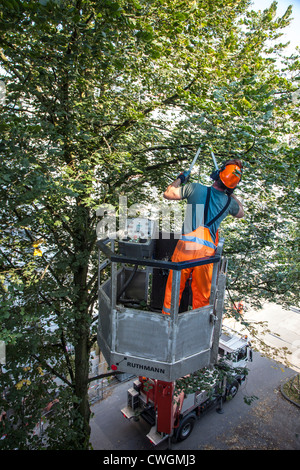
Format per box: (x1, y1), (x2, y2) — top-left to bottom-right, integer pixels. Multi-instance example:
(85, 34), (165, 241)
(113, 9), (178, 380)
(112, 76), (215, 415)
(87, 370), (123, 384)
(102, 78), (197, 144)
(31, 354), (74, 388)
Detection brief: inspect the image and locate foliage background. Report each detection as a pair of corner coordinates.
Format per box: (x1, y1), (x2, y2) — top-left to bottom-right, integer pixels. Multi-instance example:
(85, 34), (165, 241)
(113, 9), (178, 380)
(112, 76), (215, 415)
(0, 0), (299, 449)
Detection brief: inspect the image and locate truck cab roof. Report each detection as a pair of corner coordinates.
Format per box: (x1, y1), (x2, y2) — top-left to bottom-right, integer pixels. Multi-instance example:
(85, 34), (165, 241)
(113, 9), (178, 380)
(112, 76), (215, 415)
(219, 331), (248, 354)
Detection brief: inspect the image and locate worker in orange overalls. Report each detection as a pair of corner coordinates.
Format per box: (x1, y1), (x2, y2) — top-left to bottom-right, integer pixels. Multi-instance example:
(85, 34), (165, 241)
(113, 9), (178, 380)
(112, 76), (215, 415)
(162, 159), (244, 315)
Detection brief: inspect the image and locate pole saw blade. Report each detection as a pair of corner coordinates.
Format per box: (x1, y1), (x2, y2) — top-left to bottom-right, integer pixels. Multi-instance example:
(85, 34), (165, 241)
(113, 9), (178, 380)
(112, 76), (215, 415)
(210, 150), (219, 171)
(188, 147), (201, 173)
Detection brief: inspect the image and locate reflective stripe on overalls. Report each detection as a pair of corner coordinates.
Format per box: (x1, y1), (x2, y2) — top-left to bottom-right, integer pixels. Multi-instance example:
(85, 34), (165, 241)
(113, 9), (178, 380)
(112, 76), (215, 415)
(162, 187), (230, 315)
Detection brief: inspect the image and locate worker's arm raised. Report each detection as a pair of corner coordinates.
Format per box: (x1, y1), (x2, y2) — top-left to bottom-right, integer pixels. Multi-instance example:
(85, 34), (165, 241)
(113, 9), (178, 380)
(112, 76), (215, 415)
(163, 178), (182, 200)
(231, 194), (244, 218)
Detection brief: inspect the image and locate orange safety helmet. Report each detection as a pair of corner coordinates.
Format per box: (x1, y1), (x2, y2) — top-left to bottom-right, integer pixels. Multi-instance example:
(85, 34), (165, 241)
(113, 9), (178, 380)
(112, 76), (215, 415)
(219, 163), (242, 189)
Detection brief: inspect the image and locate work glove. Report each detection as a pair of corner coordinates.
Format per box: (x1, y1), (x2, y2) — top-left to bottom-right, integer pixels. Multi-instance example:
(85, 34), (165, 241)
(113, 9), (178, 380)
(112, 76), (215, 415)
(177, 170), (190, 184)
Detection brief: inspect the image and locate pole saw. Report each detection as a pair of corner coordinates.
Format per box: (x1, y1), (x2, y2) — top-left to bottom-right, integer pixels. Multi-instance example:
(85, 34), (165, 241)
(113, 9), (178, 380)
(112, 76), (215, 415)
(210, 149), (219, 171)
(188, 146), (201, 174)
(177, 147), (201, 184)
(178, 146), (220, 185)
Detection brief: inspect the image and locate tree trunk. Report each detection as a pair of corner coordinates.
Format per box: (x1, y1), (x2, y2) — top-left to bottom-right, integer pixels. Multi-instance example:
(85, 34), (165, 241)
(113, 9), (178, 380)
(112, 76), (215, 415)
(74, 323), (91, 448)
(73, 211), (93, 448)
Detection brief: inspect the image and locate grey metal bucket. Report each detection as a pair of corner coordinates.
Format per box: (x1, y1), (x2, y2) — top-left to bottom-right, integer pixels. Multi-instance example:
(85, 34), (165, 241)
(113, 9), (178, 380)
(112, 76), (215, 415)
(97, 236), (227, 381)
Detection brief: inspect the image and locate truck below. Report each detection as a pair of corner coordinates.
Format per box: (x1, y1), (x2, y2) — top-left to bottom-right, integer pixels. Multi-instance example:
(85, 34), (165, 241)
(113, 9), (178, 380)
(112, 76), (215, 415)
(121, 327), (252, 446)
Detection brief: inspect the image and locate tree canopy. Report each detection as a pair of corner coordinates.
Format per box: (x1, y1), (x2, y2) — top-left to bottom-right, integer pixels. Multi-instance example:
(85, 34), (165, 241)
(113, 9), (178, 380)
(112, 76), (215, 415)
(0, 0), (299, 449)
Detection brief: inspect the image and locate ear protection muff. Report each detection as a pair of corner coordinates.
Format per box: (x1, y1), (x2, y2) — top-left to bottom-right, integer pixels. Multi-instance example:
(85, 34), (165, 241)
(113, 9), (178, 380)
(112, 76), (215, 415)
(210, 163), (226, 181)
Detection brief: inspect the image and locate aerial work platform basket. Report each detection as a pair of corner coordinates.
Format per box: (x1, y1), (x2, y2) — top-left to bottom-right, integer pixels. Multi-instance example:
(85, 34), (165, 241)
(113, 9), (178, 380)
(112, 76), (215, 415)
(97, 226), (227, 382)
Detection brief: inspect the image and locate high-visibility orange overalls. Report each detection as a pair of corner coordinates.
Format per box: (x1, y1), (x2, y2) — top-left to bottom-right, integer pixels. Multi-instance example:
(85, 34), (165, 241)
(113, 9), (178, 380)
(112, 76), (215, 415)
(162, 187), (231, 315)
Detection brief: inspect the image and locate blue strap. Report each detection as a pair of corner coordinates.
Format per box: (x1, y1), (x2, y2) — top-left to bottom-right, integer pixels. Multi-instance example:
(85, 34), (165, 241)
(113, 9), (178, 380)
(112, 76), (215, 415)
(204, 186), (211, 225)
(206, 194), (231, 227)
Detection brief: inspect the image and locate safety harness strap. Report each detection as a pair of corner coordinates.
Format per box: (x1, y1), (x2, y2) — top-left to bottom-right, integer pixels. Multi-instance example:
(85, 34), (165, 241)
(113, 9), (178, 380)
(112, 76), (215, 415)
(204, 186), (211, 225)
(204, 187), (231, 228)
